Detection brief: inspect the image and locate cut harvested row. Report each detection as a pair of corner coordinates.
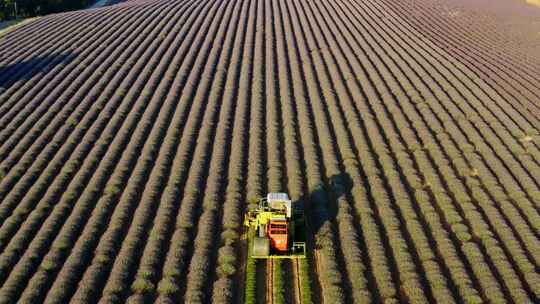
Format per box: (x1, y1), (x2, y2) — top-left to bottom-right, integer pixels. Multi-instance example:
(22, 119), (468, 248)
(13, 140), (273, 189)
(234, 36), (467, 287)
(267, 260), (273, 304)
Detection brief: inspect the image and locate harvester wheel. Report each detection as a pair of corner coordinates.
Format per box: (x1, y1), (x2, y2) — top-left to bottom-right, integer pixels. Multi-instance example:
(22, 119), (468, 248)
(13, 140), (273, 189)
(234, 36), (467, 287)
(252, 236), (270, 257)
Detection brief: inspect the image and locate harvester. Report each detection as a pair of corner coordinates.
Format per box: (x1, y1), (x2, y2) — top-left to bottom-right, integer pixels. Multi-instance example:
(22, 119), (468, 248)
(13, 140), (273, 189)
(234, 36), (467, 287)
(244, 193), (306, 258)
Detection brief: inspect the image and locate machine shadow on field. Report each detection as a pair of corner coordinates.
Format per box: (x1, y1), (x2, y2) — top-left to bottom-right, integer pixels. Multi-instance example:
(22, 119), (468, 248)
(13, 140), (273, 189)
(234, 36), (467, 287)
(0, 52), (77, 89)
(298, 172), (355, 304)
(308, 172), (353, 236)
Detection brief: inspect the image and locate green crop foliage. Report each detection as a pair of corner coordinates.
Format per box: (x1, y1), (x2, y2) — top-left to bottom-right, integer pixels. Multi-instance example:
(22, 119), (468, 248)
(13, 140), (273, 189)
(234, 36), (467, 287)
(273, 261), (285, 304)
(299, 259), (313, 304)
(244, 257), (256, 304)
(244, 231), (256, 304)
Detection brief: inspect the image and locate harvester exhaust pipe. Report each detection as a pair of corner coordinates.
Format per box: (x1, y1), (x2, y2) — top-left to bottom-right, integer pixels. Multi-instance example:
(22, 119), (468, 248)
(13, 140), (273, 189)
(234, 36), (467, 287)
(259, 224), (266, 237)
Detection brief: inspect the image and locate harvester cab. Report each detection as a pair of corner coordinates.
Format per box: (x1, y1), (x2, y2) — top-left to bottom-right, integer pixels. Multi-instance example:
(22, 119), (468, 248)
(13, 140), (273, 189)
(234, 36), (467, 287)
(244, 193), (306, 259)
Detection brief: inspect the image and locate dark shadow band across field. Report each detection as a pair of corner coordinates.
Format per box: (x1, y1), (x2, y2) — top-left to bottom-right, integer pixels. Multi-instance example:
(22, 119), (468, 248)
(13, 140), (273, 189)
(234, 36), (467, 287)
(0, 53), (77, 90)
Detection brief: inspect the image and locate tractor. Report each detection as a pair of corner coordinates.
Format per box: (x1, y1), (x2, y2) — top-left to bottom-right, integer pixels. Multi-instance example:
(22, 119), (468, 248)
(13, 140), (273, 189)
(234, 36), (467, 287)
(244, 193), (306, 258)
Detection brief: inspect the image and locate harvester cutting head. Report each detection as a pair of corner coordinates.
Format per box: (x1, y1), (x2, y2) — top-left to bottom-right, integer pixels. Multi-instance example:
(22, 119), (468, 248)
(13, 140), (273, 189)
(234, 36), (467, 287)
(244, 193), (306, 259)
